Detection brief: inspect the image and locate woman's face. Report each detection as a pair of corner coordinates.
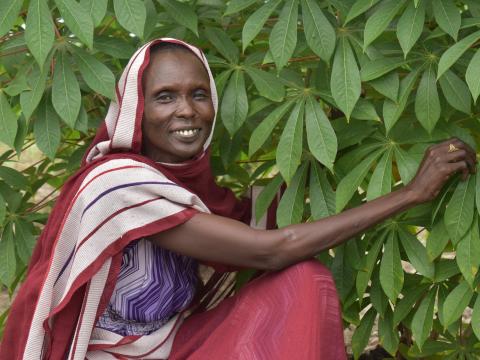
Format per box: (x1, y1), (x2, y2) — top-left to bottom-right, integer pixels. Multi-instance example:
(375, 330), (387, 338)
(142, 49), (215, 163)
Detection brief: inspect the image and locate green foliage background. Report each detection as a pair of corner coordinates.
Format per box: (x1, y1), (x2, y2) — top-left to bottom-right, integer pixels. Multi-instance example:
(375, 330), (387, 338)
(1, 0), (480, 357)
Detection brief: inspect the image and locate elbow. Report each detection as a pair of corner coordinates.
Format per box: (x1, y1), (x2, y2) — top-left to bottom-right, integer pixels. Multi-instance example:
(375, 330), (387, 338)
(254, 228), (297, 271)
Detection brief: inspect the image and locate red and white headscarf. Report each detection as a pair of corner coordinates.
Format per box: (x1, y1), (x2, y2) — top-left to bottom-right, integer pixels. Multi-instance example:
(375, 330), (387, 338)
(0, 38), (265, 360)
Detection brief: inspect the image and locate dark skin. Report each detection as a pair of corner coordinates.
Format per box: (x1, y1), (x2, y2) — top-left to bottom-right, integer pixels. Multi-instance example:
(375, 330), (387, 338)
(143, 49), (477, 271)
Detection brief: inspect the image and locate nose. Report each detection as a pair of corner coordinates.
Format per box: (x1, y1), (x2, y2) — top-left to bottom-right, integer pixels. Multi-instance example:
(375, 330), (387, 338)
(175, 96), (195, 119)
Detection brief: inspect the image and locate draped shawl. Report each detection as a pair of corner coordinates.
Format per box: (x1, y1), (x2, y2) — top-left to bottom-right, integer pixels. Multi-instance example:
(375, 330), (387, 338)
(0, 38), (273, 360)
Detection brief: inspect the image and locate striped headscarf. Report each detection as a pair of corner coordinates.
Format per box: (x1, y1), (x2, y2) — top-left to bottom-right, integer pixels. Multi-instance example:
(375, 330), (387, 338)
(0, 38), (254, 360)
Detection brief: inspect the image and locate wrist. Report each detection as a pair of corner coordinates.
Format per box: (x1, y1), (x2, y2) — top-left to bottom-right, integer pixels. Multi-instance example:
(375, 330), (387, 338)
(400, 185), (424, 207)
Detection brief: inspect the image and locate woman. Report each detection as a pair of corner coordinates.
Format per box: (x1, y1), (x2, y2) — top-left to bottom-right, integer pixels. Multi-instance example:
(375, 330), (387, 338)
(0, 38), (476, 360)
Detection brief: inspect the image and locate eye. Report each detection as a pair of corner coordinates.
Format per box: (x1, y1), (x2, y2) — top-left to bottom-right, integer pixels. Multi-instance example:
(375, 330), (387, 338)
(193, 89), (209, 100)
(156, 92), (174, 102)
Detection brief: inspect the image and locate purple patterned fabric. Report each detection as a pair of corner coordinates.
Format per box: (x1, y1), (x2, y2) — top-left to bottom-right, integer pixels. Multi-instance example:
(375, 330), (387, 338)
(97, 238), (198, 336)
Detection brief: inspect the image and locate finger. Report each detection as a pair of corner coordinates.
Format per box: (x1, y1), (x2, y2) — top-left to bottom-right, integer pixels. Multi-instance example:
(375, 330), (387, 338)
(442, 141), (477, 170)
(446, 161), (469, 180)
(449, 138), (477, 159)
(445, 150), (476, 172)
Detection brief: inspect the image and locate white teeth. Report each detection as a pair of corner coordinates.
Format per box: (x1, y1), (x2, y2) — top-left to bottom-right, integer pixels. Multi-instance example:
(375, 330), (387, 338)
(173, 129), (199, 137)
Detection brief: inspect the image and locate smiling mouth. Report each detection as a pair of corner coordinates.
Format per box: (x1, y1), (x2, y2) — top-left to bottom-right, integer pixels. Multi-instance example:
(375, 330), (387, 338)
(171, 128), (201, 139)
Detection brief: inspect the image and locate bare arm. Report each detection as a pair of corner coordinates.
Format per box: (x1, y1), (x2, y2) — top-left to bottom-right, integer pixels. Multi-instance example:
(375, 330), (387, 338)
(149, 138), (477, 270)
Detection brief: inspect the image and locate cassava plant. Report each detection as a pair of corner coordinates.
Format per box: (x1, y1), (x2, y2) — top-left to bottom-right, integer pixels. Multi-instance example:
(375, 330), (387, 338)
(1, 0), (480, 357)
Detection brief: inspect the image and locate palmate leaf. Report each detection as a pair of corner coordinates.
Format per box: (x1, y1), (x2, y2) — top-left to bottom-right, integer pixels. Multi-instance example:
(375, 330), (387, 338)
(370, 269), (388, 316)
(249, 100), (293, 156)
(415, 65), (441, 133)
(442, 280), (474, 328)
(269, 0), (298, 70)
(351, 307), (376, 360)
(254, 173), (283, 222)
(363, 0), (406, 49)
(0, 0), (23, 38)
(33, 98), (61, 159)
(276, 101), (304, 183)
(220, 70), (248, 136)
(472, 294), (480, 340)
(398, 227), (434, 279)
(276, 163), (308, 227)
(444, 175), (475, 245)
(80, 0), (108, 27)
(0, 224), (16, 287)
(245, 67), (285, 101)
(356, 231), (386, 300)
(224, 0), (257, 16)
(55, 0), (94, 48)
(0, 195), (5, 225)
(366, 149), (392, 201)
(0, 91), (18, 148)
(396, 0), (425, 58)
(393, 284), (429, 326)
(369, 72), (399, 101)
(336, 149), (382, 212)
(52, 51), (81, 128)
(331, 244), (356, 302)
(380, 230), (403, 303)
(351, 99), (380, 121)
(242, 0), (282, 51)
(309, 161), (335, 220)
(379, 307), (399, 355)
(25, 0), (54, 68)
(331, 37), (361, 120)
(71, 46), (116, 99)
(437, 30), (480, 79)
(205, 27), (239, 64)
(113, 0), (146, 38)
(304, 96), (337, 170)
(466, 50), (480, 103)
(360, 57), (405, 82)
(426, 220), (450, 262)
(14, 219), (36, 266)
(433, 0), (461, 41)
(300, 0), (336, 62)
(20, 63), (48, 121)
(411, 287), (436, 351)
(345, 0), (380, 25)
(439, 69), (471, 114)
(456, 217), (480, 286)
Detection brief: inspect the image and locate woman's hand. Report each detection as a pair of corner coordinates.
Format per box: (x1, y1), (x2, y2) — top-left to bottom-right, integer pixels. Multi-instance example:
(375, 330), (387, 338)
(406, 138), (477, 204)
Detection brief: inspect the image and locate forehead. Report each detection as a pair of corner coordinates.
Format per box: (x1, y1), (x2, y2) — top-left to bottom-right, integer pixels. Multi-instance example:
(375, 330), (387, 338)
(143, 49), (210, 87)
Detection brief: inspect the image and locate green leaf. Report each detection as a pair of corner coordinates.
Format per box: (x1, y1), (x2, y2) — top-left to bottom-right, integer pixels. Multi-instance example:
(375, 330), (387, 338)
(456, 217), (480, 286)
(0, 166), (28, 189)
(444, 175), (475, 245)
(245, 67), (285, 101)
(269, 0), (298, 70)
(276, 101), (304, 183)
(4, 74), (30, 97)
(360, 57), (405, 82)
(224, 0), (256, 15)
(415, 66), (441, 133)
(411, 288), (436, 351)
(356, 232), (385, 299)
(351, 99), (380, 121)
(305, 96), (337, 170)
(442, 280), (474, 328)
(331, 37), (361, 120)
(15, 219), (36, 266)
(363, 0), (406, 49)
(383, 69), (419, 132)
(352, 307), (376, 360)
(113, 0), (146, 37)
(249, 101), (293, 156)
(366, 149), (392, 201)
(379, 307), (400, 355)
(71, 46), (116, 99)
(393, 284), (429, 326)
(369, 72), (399, 101)
(254, 174), (283, 222)
(399, 227), (434, 279)
(0, 91), (18, 148)
(426, 221), (450, 262)
(205, 27), (239, 64)
(433, 0), (461, 40)
(472, 294), (480, 340)
(434, 259), (460, 283)
(20, 64), (48, 120)
(277, 163), (307, 227)
(437, 30), (480, 79)
(396, 0), (426, 57)
(0, 195), (5, 225)
(394, 146), (419, 185)
(466, 50), (480, 103)
(0, 0), (23, 38)
(331, 244), (356, 301)
(25, 0), (55, 68)
(380, 231), (403, 303)
(336, 149), (382, 212)
(94, 36), (136, 59)
(33, 98), (61, 159)
(300, 0), (336, 62)
(242, 0), (282, 51)
(439, 70), (471, 114)
(55, 0), (94, 48)
(345, 0), (380, 25)
(309, 161), (335, 220)
(52, 52), (81, 127)
(80, 0), (108, 27)
(0, 224), (16, 287)
(221, 70), (248, 136)
(370, 269), (389, 316)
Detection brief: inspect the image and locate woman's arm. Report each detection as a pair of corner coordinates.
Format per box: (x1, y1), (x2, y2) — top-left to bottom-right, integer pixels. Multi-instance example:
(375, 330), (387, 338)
(149, 138), (477, 270)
